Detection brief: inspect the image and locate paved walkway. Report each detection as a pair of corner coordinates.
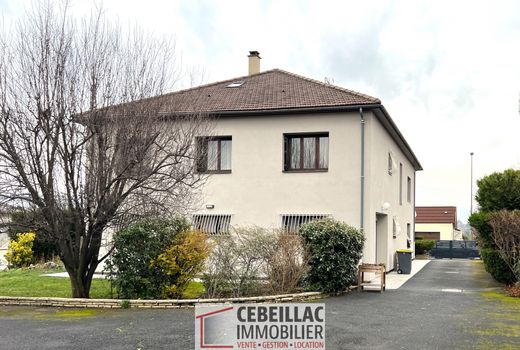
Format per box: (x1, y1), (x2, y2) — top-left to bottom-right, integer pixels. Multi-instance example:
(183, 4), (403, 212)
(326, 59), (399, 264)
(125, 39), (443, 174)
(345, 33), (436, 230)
(43, 271), (106, 279)
(362, 259), (431, 290)
(0, 259), (518, 349)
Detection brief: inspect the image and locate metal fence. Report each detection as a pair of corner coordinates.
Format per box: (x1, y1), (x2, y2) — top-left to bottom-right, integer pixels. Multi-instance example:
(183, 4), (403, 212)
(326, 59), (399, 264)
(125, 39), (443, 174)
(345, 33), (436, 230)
(430, 240), (480, 259)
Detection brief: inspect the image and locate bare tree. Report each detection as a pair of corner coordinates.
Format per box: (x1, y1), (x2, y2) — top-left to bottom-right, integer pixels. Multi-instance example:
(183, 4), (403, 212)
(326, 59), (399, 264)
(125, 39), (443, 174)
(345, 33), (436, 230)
(0, 2), (211, 297)
(489, 210), (520, 284)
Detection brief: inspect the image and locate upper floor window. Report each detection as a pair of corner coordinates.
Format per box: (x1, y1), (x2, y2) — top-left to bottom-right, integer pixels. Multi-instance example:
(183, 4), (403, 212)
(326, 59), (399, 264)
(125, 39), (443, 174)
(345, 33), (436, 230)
(284, 133), (329, 171)
(407, 176), (412, 203)
(399, 163), (403, 205)
(196, 136), (232, 173)
(388, 152), (394, 175)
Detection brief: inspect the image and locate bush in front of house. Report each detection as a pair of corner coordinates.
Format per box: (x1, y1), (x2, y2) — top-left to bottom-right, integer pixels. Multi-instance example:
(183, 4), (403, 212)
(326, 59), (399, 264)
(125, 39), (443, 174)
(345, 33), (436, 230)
(5, 232), (36, 268)
(9, 211), (59, 262)
(202, 226), (278, 298)
(106, 217), (210, 299)
(299, 218), (364, 294)
(264, 233), (308, 294)
(152, 230), (211, 298)
(414, 239), (435, 255)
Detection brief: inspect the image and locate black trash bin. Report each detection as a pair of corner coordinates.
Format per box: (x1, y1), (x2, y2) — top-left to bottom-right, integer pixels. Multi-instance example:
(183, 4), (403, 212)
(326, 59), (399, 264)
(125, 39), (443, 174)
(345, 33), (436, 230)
(396, 249), (412, 274)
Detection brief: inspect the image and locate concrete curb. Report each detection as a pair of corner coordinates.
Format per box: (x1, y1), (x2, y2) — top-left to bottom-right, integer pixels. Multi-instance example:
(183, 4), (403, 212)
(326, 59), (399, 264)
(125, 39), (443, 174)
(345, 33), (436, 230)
(0, 292), (324, 309)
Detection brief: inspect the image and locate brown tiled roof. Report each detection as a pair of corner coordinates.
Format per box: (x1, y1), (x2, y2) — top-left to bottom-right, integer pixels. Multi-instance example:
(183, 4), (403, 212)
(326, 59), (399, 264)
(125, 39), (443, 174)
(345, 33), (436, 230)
(101, 68), (422, 171)
(415, 206), (457, 226)
(152, 69), (380, 115)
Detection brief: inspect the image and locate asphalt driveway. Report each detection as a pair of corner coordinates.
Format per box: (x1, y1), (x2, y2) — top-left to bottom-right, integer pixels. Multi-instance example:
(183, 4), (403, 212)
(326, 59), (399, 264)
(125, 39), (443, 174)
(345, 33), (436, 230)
(0, 260), (518, 350)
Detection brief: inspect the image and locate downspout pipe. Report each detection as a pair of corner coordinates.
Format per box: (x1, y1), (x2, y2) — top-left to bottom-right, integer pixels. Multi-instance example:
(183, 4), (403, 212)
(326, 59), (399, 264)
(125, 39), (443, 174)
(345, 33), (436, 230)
(360, 107), (365, 231)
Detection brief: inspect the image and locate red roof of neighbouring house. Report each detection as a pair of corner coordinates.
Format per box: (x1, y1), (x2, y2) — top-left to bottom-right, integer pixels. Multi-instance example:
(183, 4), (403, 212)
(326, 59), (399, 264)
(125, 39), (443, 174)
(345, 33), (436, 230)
(415, 206), (457, 226)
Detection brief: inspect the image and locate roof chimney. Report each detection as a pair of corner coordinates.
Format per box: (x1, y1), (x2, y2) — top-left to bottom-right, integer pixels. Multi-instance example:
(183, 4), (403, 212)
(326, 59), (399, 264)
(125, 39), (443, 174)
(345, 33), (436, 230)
(248, 51), (261, 75)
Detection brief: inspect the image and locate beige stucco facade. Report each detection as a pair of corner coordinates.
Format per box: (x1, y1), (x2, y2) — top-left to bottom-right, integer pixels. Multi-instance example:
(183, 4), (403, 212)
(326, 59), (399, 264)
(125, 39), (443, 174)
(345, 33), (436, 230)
(415, 223), (462, 240)
(196, 110), (417, 271)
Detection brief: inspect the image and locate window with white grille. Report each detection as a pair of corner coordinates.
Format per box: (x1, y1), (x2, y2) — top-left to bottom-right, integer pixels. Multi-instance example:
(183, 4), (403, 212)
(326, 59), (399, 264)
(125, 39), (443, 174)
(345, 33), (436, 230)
(192, 214), (232, 235)
(281, 214), (329, 234)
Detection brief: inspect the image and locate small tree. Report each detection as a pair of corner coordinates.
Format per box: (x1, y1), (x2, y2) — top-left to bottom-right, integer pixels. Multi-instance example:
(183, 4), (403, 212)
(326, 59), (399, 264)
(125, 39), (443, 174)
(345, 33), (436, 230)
(299, 218), (364, 294)
(5, 232), (36, 268)
(488, 210), (520, 284)
(475, 169), (520, 212)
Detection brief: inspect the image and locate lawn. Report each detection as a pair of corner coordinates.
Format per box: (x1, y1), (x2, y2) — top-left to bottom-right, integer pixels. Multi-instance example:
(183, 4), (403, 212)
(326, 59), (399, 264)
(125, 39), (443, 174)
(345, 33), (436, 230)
(0, 268), (205, 299)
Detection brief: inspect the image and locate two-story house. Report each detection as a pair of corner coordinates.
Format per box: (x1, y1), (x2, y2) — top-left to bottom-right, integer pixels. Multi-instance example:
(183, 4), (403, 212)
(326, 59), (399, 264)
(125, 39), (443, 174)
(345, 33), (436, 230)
(114, 52), (422, 271)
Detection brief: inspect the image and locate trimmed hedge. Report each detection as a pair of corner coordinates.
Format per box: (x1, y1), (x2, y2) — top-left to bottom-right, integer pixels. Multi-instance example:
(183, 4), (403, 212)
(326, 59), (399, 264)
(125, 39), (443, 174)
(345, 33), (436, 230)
(480, 248), (516, 285)
(299, 218), (364, 294)
(415, 239), (435, 255)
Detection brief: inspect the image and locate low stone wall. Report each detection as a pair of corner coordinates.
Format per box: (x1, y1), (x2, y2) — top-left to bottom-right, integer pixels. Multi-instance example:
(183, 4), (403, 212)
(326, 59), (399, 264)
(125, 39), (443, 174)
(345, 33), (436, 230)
(0, 292), (324, 309)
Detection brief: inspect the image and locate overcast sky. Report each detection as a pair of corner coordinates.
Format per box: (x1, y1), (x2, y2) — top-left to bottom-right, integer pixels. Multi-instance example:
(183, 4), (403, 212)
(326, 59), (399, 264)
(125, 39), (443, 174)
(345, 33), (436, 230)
(2, 0), (520, 222)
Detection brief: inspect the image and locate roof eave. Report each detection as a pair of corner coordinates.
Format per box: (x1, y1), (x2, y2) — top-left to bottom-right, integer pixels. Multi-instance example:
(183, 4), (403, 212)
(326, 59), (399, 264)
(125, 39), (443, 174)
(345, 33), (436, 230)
(371, 106), (423, 171)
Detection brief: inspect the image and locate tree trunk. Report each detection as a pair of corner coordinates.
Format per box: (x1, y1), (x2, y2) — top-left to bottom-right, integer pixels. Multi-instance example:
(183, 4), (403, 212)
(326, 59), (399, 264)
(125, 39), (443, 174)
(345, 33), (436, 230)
(67, 265), (97, 298)
(64, 256), (97, 298)
(70, 274), (90, 298)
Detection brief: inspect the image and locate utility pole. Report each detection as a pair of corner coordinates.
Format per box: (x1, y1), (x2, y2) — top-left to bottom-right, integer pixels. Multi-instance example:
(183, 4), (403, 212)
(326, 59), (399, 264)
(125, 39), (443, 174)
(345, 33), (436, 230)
(470, 152), (474, 215)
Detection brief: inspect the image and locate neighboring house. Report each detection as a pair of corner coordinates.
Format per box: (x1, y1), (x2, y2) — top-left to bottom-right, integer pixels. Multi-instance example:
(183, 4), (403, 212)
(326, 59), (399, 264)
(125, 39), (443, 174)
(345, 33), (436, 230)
(0, 209), (10, 270)
(107, 52), (423, 271)
(415, 206), (463, 241)
(0, 232), (8, 270)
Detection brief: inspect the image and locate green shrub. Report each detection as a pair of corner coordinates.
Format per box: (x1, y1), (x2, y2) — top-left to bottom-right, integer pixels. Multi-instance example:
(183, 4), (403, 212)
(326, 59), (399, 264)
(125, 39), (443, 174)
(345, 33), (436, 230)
(299, 218), (364, 294)
(475, 169), (520, 212)
(5, 232), (36, 268)
(415, 239), (435, 255)
(152, 231), (211, 298)
(8, 211), (59, 262)
(468, 211), (493, 248)
(480, 247), (516, 285)
(105, 217), (192, 299)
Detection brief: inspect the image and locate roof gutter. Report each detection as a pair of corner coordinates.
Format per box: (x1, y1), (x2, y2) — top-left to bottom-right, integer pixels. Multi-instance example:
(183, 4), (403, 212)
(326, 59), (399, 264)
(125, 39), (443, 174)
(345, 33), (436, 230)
(359, 107), (365, 231)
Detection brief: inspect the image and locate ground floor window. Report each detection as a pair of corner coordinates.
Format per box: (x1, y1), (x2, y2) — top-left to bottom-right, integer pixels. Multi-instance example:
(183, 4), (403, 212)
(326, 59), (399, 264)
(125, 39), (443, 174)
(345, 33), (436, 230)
(192, 214), (232, 235)
(281, 214), (329, 234)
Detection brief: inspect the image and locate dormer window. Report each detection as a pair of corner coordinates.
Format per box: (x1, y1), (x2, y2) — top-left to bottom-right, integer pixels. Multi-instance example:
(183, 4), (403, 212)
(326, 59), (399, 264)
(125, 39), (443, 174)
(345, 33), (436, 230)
(226, 81), (245, 88)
